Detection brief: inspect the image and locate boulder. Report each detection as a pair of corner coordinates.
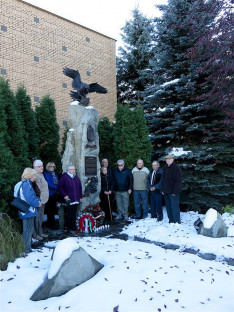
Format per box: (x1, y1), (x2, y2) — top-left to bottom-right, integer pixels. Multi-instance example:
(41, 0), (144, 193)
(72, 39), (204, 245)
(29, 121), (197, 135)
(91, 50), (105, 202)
(198, 208), (227, 238)
(31, 247), (103, 301)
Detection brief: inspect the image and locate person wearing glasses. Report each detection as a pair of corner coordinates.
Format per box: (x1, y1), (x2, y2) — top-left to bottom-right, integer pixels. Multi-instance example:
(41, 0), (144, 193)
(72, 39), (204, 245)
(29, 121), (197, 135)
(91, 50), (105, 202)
(44, 162), (59, 229)
(58, 165), (82, 234)
(32, 159), (49, 240)
(113, 159), (133, 221)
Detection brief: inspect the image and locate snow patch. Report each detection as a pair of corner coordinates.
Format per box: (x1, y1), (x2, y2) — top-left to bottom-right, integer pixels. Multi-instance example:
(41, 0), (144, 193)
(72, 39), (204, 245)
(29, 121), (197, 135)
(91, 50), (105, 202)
(162, 78), (180, 87)
(85, 106), (94, 109)
(203, 208), (218, 229)
(48, 238), (79, 279)
(70, 101), (79, 105)
(69, 128), (74, 132)
(170, 147), (192, 156)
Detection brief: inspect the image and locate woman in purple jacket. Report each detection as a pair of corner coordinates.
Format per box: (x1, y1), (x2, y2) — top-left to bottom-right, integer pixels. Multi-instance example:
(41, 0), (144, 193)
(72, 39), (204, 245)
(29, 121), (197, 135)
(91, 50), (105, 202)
(58, 165), (82, 233)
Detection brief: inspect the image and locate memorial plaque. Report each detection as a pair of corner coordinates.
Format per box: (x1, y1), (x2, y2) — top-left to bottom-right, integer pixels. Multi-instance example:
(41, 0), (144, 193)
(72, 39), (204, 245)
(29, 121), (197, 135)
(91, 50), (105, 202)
(85, 156), (97, 176)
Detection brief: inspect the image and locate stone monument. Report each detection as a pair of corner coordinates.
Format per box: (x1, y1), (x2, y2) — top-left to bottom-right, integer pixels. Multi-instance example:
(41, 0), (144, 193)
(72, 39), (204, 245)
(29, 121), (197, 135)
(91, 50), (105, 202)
(62, 101), (100, 211)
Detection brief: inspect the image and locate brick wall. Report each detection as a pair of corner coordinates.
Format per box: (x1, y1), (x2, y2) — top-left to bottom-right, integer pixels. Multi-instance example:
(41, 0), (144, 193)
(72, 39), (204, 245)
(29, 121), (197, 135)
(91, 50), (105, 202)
(0, 0), (117, 136)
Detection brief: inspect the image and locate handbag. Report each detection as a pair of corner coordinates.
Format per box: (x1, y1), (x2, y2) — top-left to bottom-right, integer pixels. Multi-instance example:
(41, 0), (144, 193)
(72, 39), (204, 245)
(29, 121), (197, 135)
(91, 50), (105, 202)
(11, 187), (30, 213)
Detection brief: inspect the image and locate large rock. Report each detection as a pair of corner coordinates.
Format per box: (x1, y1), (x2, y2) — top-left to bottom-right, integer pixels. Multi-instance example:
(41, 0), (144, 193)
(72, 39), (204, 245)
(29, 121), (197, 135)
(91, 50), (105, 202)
(198, 208), (227, 238)
(31, 247), (104, 301)
(62, 102), (101, 211)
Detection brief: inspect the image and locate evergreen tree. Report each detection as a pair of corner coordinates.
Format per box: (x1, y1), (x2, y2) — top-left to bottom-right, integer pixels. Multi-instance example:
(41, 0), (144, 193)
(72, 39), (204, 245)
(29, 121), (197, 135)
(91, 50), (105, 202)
(144, 0), (233, 212)
(15, 85), (40, 160)
(1, 78), (30, 174)
(98, 117), (115, 167)
(117, 8), (154, 106)
(0, 78), (20, 213)
(35, 95), (61, 169)
(113, 105), (152, 169)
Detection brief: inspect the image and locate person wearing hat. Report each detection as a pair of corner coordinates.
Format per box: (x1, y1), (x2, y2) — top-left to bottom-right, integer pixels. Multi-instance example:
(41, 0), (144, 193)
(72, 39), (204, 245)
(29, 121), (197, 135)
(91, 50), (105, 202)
(162, 154), (182, 224)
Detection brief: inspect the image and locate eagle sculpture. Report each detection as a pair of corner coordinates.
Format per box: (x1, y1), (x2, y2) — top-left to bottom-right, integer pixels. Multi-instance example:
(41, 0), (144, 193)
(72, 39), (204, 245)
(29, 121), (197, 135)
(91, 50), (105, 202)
(63, 67), (107, 106)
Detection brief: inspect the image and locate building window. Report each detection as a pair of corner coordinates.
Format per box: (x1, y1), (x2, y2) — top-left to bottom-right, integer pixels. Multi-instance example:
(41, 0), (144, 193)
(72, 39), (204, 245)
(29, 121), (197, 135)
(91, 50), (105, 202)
(63, 120), (68, 126)
(86, 37), (90, 43)
(1, 25), (7, 32)
(62, 45), (67, 52)
(34, 56), (39, 62)
(62, 83), (67, 88)
(0, 68), (7, 75)
(86, 71), (91, 76)
(34, 17), (39, 23)
(34, 96), (40, 102)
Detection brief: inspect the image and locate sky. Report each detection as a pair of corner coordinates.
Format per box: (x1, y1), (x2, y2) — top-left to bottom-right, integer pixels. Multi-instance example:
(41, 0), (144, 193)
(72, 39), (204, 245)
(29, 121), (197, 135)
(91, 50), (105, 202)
(0, 210), (234, 312)
(23, 0), (167, 50)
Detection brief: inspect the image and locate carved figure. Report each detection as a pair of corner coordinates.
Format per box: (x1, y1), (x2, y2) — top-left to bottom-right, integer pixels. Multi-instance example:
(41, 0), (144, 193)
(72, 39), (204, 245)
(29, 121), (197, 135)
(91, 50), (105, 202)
(63, 67), (107, 106)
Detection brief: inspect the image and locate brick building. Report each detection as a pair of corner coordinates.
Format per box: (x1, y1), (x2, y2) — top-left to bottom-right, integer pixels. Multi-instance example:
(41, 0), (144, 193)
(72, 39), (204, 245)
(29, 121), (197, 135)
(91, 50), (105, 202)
(0, 0), (117, 135)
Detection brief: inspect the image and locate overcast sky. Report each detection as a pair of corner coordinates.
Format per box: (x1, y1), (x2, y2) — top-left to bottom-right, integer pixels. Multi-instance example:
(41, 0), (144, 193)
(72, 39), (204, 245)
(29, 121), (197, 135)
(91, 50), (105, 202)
(23, 0), (167, 50)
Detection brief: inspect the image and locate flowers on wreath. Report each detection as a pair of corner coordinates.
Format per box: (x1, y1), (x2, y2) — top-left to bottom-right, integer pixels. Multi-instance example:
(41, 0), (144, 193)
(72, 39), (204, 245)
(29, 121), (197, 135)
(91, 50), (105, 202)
(83, 203), (105, 228)
(76, 203), (105, 233)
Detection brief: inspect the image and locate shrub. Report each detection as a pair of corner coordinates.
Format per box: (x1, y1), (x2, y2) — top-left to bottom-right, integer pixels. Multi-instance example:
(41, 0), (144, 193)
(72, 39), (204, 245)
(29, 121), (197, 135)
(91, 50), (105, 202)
(0, 213), (25, 271)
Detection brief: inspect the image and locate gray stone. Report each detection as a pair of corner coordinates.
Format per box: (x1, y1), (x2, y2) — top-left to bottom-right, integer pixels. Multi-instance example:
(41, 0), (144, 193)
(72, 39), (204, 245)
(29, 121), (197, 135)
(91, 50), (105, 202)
(198, 211), (227, 238)
(30, 247), (103, 301)
(197, 253), (216, 261)
(62, 103), (101, 211)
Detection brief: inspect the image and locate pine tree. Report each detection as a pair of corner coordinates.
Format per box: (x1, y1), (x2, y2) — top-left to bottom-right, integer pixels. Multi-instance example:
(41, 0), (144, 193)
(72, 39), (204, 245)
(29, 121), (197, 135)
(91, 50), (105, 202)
(113, 105), (152, 169)
(15, 85), (40, 160)
(1, 78), (30, 174)
(143, 0), (233, 212)
(35, 95), (61, 169)
(98, 117), (115, 167)
(117, 8), (154, 106)
(0, 78), (20, 213)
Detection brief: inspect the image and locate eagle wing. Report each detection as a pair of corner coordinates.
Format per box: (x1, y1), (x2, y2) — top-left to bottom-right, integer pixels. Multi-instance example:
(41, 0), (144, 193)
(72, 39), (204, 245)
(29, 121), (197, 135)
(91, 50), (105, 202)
(89, 83), (107, 94)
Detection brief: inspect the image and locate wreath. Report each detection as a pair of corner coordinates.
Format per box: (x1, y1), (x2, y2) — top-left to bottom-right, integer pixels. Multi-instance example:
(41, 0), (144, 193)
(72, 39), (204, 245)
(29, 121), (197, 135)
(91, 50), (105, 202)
(76, 203), (105, 233)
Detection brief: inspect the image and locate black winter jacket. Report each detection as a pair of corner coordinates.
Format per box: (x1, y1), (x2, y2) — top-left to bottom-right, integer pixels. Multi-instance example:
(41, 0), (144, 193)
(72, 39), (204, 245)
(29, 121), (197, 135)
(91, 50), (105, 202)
(101, 172), (114, 193)
(113, 167), (133, 192)
(162, 162), (182, 195)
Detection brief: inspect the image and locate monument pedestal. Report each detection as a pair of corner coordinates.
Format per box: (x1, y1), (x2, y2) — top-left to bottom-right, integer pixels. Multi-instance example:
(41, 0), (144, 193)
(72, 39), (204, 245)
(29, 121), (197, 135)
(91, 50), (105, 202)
(62, 102), (100, 211)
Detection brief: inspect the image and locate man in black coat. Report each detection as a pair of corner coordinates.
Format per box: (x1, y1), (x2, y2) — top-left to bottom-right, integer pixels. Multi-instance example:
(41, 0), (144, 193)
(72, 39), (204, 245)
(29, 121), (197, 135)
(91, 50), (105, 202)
(113, 159), (133, 221)
(162, 155), (182, 224)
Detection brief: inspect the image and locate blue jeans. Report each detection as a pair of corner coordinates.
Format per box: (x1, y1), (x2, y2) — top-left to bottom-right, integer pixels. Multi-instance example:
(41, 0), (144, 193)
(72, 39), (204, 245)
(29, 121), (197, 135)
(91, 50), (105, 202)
(164, 194), (181, 223)
(22, 217), (34, 252)
(133, 190), (149, 218)
(150, 191), (163, 220)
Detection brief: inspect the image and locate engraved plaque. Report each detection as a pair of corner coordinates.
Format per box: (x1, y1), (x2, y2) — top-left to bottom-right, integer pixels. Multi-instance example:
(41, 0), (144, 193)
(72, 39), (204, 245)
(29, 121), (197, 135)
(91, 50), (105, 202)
(87, 125), (95, 142)
(85, 156), (97, 176)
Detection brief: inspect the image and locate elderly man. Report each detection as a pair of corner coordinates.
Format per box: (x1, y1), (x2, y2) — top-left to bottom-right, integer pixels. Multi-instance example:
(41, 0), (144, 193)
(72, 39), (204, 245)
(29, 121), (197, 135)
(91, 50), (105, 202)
(147, 161), (163, 221)
(132, 159), (149, 219)
(162, 155), (182, 224)
(101, 158), (113, 176)
(113, 159), (133, 221)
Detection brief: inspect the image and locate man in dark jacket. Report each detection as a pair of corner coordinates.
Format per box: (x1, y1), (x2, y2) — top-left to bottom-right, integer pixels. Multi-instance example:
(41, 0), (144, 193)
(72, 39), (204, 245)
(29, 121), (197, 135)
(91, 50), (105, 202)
(162, 155), (182, 224)
(147, 161), (163, 221)
(113, 159), (133, 221)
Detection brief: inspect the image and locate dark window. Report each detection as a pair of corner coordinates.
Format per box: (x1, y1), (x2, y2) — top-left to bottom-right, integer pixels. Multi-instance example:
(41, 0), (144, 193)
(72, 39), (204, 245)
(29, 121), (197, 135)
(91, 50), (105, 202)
(86, 37), (90, 43)
(1, 25), (7, 32)
(86, 71), (91, 76)
(62, 83), (67, 88)
(0, 68), (7, 75)
(34, 17), (39, 23)
(34, 96), (40, 102)
(34, 56), (39, 62)
(63, 120), (68, 126)
(62, 45), (67, 52)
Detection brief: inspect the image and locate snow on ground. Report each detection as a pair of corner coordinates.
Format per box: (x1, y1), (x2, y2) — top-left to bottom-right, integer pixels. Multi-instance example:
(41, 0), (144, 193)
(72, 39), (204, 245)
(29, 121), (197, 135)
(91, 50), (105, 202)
(0, 211), (234, 312)
(123, 210), (234, 259)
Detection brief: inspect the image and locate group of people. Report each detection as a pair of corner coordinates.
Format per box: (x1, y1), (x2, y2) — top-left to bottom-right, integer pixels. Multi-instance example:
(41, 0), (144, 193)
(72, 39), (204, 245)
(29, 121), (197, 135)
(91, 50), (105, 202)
(100, 155), (182, 224)
(15, 155), (182, 253)
(15, 161), (82, 253)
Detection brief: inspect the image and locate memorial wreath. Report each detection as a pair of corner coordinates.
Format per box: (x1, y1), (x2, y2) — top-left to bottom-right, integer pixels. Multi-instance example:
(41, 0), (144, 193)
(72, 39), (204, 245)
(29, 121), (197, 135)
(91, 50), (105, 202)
(76, 203), (105, 233)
